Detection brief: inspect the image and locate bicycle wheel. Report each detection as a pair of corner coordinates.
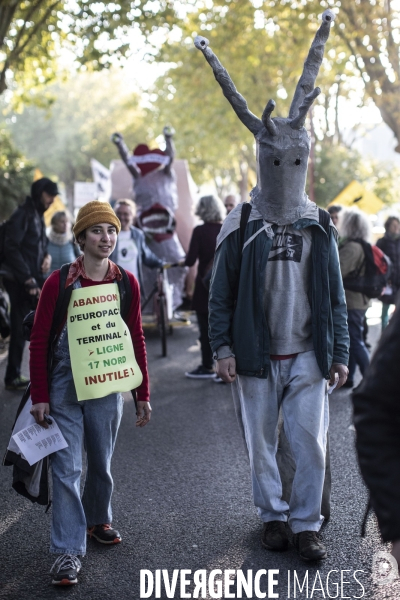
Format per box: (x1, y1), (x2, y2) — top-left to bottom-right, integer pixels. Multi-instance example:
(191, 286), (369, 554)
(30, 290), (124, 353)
(158, 296), (168, 357)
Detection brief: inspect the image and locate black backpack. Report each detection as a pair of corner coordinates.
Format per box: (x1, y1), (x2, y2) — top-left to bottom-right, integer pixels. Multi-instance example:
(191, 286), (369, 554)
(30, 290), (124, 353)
(341, 239), (391, 299)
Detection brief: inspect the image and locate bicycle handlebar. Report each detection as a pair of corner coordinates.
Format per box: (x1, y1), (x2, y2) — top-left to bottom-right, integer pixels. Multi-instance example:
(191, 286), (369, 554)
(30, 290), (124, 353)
(162, 262), (183, 269)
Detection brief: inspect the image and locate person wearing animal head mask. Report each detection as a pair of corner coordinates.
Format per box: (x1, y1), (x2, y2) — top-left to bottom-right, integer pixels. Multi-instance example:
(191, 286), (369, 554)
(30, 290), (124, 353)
(197, 10), (349, 561)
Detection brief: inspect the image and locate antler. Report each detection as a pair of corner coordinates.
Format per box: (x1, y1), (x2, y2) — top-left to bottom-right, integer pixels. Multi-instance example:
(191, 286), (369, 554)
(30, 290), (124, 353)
(261, 99), (277, 136)
(194, 36), (263, 136)
(290, 88), (321, 129)
(288, 9), (336, 121)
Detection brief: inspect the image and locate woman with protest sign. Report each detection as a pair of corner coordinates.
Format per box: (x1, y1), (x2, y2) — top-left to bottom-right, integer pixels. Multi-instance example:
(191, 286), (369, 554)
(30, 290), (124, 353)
(29, 200), (150, 586)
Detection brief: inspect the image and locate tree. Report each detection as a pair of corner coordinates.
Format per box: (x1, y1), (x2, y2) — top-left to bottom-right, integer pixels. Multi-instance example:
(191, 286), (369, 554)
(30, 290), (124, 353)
(265, 0), (400, 152)
(0, 128), (34, 219)
(6, 70), (150, 203)
(0, 0), (177, 102)
(151, 0), (353, 197)
(333, 0), (400, 153)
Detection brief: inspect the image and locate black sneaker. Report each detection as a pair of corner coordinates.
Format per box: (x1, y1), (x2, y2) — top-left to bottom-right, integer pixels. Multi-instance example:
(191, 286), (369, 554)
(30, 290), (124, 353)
(5, 375), (30, 391)
(50, 554), (81, 586)
(342, 379), (354, 389)
(261, 521), (289, 551)
(184, 365), (216, 379)
(87, 523), (121, 544)
(293, 531), (327, 561)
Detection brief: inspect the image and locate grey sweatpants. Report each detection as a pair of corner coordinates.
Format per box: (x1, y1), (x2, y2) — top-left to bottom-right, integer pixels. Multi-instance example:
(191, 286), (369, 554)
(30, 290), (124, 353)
(232, 350), (328, 533)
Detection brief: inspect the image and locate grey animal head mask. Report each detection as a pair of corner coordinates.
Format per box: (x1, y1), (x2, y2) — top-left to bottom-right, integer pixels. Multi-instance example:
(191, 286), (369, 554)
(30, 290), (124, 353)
(194, 10), (336, 225)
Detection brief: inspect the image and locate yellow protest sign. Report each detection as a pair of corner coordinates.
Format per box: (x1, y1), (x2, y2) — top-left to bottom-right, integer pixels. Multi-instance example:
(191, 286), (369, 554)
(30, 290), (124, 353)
(67, 283), (143, 401)
(329, 180), (384, 215)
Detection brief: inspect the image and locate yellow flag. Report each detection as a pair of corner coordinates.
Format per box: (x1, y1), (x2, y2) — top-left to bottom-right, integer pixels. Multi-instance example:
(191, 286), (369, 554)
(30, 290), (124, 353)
(328, 180), (384, 215)
(44, 196), (66, 227)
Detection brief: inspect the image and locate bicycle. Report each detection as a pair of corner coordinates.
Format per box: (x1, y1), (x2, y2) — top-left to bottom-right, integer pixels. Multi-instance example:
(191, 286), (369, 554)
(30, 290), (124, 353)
(141, 263), (179, 357)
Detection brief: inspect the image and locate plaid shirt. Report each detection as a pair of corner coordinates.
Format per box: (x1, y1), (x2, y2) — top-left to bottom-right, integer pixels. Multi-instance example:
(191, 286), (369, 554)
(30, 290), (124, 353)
(65, 255), (122, 288)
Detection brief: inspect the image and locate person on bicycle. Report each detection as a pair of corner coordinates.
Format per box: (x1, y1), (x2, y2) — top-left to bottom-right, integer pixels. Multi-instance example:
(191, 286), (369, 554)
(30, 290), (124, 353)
(109, 198), (163, 297)
(29, 200), (151, 586)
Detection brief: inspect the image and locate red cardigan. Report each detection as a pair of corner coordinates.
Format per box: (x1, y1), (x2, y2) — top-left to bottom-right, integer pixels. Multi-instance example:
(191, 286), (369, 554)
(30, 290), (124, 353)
(29, 270), (150, 405)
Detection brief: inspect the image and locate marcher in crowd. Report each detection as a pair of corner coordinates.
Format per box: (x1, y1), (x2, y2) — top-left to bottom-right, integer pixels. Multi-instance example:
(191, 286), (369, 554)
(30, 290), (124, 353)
(2, 177), (56, 390)
(198, 6), (348, 562)
(109, 199), (163, 297)
(30, 201), (150, 586)
(184, 195), (226, 379)
(353, 305), (400, 567)
(47, 211), (80, 275)
(376, 216), (400, 330)
(210, 198), (349, 560)
(338, 208), (371, 389)
(327, 205), (342, 228)
(224, 194), (238, 215)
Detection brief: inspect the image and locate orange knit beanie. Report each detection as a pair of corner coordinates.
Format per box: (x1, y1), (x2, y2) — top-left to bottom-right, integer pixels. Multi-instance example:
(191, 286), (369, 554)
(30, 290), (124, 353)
(73, 201), (121, 238)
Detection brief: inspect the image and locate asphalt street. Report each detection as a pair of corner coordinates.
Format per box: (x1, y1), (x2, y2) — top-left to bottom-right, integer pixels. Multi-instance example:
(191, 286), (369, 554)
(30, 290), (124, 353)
(0, 318), (399, 600)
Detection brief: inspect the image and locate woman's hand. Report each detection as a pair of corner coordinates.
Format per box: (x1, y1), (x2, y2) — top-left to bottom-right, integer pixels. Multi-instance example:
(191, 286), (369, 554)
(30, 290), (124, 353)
(136, 401), (152, 427)
(30, 402), (50, 429)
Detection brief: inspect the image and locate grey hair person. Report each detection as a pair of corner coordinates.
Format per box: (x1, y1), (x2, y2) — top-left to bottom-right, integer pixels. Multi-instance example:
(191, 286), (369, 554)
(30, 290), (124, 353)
(51, 211), (68, 226)
(339, 208), (371, 242)
(195, 195), (226, 223)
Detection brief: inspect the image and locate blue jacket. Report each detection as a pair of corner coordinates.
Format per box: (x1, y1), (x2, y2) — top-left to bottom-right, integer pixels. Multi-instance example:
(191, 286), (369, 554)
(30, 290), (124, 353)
(209, 212), (349, 379)
(47, 240), (80, 276)
(109, 226), (163, 296)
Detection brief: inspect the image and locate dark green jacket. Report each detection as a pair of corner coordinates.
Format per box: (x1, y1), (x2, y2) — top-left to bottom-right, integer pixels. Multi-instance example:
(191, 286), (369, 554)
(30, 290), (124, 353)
(209, 215), (349, 379)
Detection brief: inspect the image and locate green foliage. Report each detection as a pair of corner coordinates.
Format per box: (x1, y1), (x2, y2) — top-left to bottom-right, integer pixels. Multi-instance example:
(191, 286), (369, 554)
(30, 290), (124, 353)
(6, 71), (151, 200)
(0, 128), (34, 220)
(313, 143), (361, 207)
(281, 0), (400, 151)
(0, 0), (178, 102)
(150, 0), (354, 192)
(312, 140), (400, 208)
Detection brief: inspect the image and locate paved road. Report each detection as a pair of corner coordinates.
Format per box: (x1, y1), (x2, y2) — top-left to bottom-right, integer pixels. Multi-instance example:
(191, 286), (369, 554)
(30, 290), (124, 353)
(0, 320), (399, 599)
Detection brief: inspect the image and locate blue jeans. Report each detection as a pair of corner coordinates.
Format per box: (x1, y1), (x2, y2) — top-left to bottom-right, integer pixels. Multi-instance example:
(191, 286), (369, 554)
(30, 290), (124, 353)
(49, 326), (123, 556)
(347, 309), (370, 381)
(232, 351), (328, 533)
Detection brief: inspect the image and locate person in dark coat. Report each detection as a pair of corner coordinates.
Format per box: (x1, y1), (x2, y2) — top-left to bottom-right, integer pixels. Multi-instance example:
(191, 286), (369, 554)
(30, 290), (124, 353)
(376, 216), (400, 330)
(353, 304), (400, 565)
(184, 195), (226, 378)
(2, 177), (56, 390)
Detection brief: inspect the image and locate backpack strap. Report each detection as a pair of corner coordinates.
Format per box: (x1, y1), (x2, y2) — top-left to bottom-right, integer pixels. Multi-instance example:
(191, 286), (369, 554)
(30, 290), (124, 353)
(240, 202), (252, 252)
(318, 208), (330, 234)
(46, 263), (73, 375)
(117, 266), (132, 323)
(115, 266), (136, 404)
(50, 264), (73, 338)
(233, 202), (252, 302)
